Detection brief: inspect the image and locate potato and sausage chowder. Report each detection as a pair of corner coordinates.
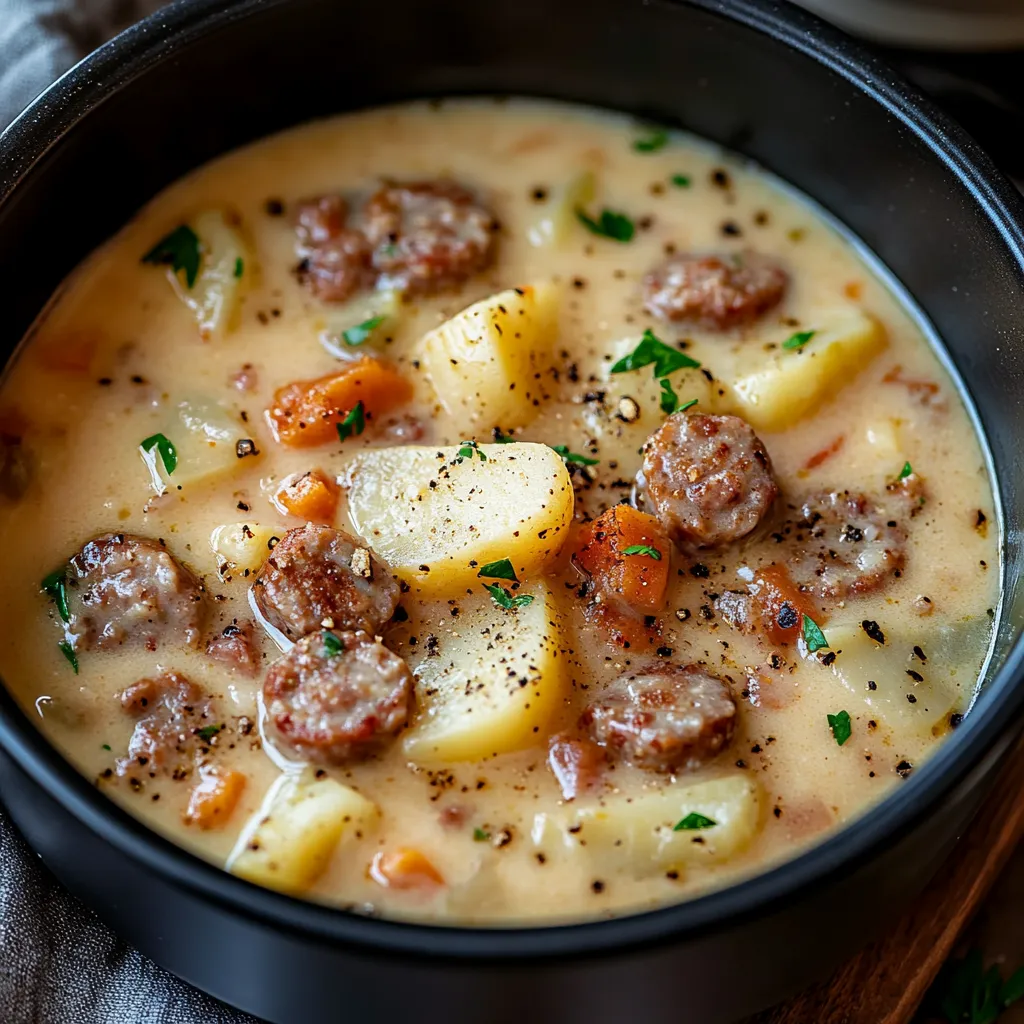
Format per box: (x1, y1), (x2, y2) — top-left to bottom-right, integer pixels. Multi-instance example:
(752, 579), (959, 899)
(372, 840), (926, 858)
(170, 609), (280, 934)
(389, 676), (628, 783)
(0, 99), (999, 924)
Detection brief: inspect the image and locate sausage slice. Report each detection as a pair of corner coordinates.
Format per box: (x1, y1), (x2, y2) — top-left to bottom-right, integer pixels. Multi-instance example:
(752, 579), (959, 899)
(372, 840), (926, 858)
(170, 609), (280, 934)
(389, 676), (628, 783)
(252, 524), (401, 640)
(66, 533), (203, 651)
(637, 412), (777, 551)
(264, 629), (413, 764)
(643, 252), (787, 329)
(295, 195), (374, 303)
(580, 664), (737, 772)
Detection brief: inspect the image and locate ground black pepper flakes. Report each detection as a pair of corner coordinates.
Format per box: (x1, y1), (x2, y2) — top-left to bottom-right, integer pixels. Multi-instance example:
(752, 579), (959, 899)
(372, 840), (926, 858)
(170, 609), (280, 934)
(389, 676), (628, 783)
(896, 760), (914, 779)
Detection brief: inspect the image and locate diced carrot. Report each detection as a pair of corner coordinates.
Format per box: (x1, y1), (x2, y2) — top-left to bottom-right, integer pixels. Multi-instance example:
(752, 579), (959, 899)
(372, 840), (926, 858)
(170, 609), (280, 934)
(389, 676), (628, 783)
(574, 505), (670, 615)
(370, 848), (445, 890)
(547, 733), (605, 801)
(266, 357), (413, 447)
(183, 766), (246, 829)
(746, 564), (819, 647)
(802, 435), (845, 472)
(272, 469), (339, 525)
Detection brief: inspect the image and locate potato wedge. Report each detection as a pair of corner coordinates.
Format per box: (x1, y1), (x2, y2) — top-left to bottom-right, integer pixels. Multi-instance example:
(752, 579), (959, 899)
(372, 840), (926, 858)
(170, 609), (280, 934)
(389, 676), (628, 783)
(401, 582), (570, 764)
(420, 285), (558, 435)
(726, 311), (886, 431)
(228, 771), (379, 894)
(210, 521), (281, 574)
(344, 442), (573, 591)
(531, 774), (762, 875)
(527, 171), (595, 248)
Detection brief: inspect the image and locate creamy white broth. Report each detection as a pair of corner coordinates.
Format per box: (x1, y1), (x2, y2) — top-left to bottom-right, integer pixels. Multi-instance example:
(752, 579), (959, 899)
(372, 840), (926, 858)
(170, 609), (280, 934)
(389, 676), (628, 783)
(0, 99), (999, 924)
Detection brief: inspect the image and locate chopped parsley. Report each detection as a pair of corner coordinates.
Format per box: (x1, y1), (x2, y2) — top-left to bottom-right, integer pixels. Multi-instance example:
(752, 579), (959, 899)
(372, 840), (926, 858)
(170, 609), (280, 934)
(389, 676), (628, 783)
(575, 207), (635, 242)
(41, 568), (70, 623)
(551, 444), (599, 466)
(673, 812), (716, 831)
(473, 828), (491, 842)
(140, 433), (178, 476)
(101, 743), (112, 751)
(659, 377), (678, 414)
(930, 948), (1024, 1024)
(671, 173), (692, 188)
(899, 461), (913, 480)
(678, 398), (699, 413)
(342, 314), (386, 347)
(827, 710), (852, 746)
(484, 584), (534, 610)
(322, 630), (343, 657)
(802, 614), (829, 653)
(197, 724), (222, 742)
(233, 256), (244, 279)
(58, 640), (78, 674)
(492, 429), (516, 444)
(782, 329), (816, 351)
(633, 128), (669, 153)
(611, 329), (701, 377)
(336, 401), (365, 442)
(458, 440), (488, 462)
(141, 225), (201, 288)
(478, 558), (517, 582)
(622, 544), (662, 560)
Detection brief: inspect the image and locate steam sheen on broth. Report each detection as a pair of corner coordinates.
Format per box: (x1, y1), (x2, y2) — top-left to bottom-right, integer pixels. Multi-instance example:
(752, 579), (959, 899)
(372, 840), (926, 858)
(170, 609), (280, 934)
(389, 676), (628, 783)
(0, 99), (999, 924)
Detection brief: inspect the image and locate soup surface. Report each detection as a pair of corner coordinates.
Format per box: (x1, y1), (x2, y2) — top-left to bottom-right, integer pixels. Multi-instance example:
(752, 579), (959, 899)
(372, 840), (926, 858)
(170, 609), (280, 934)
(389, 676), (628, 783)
(0, 99), (999, 924)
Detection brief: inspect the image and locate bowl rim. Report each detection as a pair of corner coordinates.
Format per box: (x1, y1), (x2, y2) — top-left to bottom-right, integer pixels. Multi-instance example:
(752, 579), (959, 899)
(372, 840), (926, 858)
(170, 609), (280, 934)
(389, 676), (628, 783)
(1, 0), (1024, 962)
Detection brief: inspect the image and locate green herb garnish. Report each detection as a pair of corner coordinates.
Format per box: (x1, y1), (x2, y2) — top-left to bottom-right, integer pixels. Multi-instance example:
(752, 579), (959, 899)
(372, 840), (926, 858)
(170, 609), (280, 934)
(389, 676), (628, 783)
(551, 445), (599, 466)
(658, 377), (678, 415)
(102, 743), (112, 751)
(671, 173), (692, 188)
(622, 544), (662, 560)
(484, 584), (534, 610)
(473, 828), (491, 842)
(197, 724), (222, 742)
(140, 433), (178, 476)
(802, 614), (829, 653)
(336, 401), (366, 442)
(782, 329), (817, 351)
(142, 225), (201, 289)
(673, 812), (716, 831)
(58, 640), (78, 674)
(930, 947), (1024, 1024)
(41, 568), (70, 623)
(576, 208), (635, 242)
(827, 710), (852, 746)
(342, 314), (386, 347)
(322, 630), (343, 657)
(233, 256), (244, 279)
(493, 430), (516, 444)
(478, 558), (517, 582)
(899, 461), (913, 480)
(611, 329), (701, 377)
(633, 129), (669, 153)
(458, 440), (488, 462)
(678, 398), (699, 413)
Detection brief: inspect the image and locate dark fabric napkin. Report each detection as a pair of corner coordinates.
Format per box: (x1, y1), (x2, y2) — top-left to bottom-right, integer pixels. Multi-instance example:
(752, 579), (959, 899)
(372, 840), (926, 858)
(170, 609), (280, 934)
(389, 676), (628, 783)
(0, 3), (259, 1020)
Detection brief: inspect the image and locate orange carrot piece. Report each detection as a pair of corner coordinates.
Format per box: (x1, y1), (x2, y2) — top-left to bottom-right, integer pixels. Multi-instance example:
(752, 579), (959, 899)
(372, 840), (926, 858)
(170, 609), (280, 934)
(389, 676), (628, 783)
(803, 435), (845, 471)
(746, 564), (819, 647)
(574, 505), (670, 615)
(266, 357), (413, 447)
(370, 848), (445, 890)
(272, 469), (339, 525)
(183, 766), (246, 830)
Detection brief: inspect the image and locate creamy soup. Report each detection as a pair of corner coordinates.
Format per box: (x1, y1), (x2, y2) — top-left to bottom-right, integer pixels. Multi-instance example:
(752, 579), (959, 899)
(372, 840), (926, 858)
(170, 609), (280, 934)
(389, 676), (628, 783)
(0, 99), (999, 924)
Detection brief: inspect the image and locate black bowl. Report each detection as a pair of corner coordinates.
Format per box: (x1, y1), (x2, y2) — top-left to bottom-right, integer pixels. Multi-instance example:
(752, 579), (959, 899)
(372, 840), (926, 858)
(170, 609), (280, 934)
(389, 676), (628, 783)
(1, 1), (1022, 1021)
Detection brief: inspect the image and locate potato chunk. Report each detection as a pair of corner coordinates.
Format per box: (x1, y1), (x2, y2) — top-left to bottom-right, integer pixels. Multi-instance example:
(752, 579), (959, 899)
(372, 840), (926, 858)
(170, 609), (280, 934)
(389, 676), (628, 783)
(210, 521), (281, 573)
(401, 583), (569, 764)
(527, 171), (595, 248)
(344, 442), (573, 591)
(726, 311), (886, 431)
(420, 285), (558, 434)
(228, 771), (379, 894)
(532, 774), (762, 874)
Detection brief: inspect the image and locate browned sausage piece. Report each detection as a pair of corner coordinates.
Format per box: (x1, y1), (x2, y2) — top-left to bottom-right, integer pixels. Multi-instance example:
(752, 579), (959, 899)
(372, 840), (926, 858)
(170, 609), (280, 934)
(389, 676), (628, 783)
(252, 524), (400, 640)
(643, 252), (787, 329)
(264, 629), (413, 765)
(65, 534), (203, 652)
(295, 195), (373, 303)
(363, 180), (498, 296)
(117, 671), (215, 777)
(206, 620), (258, 676)
(637, 412), (777, 552)
(547, 733), (605, 801)
(580, 664), (737, 772)
(782, 491), (907, 601)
